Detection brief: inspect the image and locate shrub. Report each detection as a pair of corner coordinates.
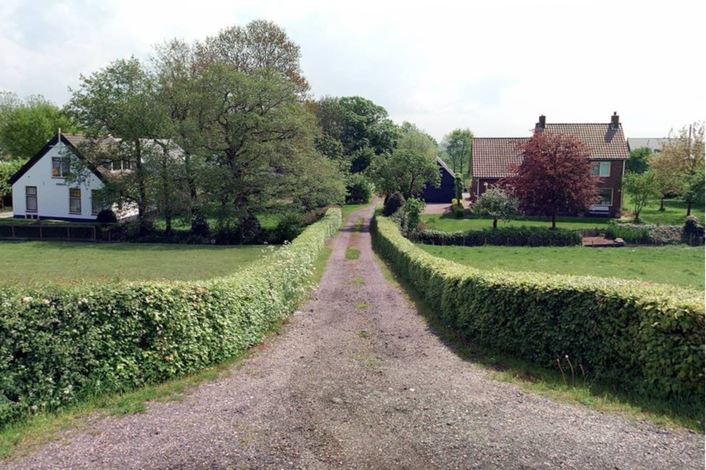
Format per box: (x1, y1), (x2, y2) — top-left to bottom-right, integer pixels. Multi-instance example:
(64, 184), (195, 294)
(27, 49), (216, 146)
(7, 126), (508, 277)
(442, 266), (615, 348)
(401, 198), (425, 235)
(683, 216), (705, 246)
(272, 212), (305, 243)
(383, 192), (405, 216)
(190, 212), (210, 237)
(372, 215), (704, 402)
(454, 173), (464, 201)
(0, 208), (342, 427)
(450, 198), (464, 218)
(414, 226), (581, 247)
(346, 173), (373, 204)
(606, 222), (682, 245)
(95, 209), (118, 224)
(473, 188), (519, 229)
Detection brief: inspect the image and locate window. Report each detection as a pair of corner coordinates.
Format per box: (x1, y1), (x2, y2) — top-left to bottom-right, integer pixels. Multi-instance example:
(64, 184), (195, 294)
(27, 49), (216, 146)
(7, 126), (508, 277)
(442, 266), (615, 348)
(51, 157), (70, 178)
(91, 190), (102, 215)
(69, 188), (81, 214)
(25, 186), (37, 213)
(597, 187), (613, 206)
(591, 161), (611, 177)
(110, 159), (132, 171)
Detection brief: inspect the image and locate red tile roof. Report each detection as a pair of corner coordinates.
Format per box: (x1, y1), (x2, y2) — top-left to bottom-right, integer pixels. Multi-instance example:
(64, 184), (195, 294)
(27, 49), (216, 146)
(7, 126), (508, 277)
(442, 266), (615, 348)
(541, 123), (629, 160)
(472, 137), (528, 178)
(472, 122), (630, 179)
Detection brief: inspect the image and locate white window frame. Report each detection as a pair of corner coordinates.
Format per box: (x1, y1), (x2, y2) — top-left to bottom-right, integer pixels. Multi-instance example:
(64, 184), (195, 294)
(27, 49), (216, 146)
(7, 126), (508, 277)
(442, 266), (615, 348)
(25, 186), (38, 213)
(69, 188), (82, 215)
(52, 157), (71, 178)
(591, 161), (611, 177)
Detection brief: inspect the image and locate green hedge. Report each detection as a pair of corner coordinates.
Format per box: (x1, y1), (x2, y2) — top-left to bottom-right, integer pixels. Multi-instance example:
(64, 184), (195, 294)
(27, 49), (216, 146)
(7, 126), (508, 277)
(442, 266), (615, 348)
(414, 226), (581, 246)
(372, 215), (704, 401)
(606, 223), (682, 245)
(0, 208), (342, 427)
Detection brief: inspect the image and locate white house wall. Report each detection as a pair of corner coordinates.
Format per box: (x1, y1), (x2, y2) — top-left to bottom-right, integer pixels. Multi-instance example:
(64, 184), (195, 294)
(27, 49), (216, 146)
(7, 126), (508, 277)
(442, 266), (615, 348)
(11, 141), (104, 221)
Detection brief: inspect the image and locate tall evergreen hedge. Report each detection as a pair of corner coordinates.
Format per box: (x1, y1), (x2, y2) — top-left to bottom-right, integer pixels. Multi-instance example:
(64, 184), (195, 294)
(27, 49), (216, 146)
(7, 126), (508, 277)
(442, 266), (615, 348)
(0, 208), (342, 427)
(372, 215), (704, 401)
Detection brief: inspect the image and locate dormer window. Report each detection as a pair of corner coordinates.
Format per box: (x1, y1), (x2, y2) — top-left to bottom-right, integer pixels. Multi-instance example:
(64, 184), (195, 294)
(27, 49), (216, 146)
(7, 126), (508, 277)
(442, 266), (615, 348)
(110, 158), (133, 171)
(51, 157), (70, 178)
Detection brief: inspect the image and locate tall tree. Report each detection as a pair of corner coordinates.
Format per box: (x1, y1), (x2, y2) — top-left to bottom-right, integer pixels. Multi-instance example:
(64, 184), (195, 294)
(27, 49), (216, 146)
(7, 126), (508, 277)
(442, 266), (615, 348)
(313, 96), (399, 173)
(626, 147), (651, 174)
(623, 171), (659, 222)
(195, 20), (309, 94)
(0, 94), (78, 159)
(441, 128), (473, 175)
(657, 122), (705, 216)
(68, 57), (165, 233)
(508, 132), (597, 229)
(368, 122), (439, 198)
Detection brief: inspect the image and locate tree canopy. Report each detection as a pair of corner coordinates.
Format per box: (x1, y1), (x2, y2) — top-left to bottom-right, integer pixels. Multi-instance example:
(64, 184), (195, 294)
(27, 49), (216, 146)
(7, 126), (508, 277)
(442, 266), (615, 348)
(441, 128), (473, 175)
(0, 93), (78, 160)
(368, 122), (439, 198)
(508, 132), (597, 229)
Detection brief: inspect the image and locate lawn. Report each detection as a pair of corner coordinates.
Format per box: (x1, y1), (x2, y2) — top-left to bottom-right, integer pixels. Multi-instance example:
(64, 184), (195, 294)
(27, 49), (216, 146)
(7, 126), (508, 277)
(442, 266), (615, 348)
(623, 197), (705, 225)
(0, 241), (273, 285)
(421, 214), (610, 232)
(418, 244), (704, 290)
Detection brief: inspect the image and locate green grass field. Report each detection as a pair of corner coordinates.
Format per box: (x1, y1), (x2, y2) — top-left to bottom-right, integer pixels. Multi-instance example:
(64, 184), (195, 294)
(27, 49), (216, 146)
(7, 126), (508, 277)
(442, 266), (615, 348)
(623, 197), (705, 225)
(418, 244), (704, 290)
(0, 241), (273, 285)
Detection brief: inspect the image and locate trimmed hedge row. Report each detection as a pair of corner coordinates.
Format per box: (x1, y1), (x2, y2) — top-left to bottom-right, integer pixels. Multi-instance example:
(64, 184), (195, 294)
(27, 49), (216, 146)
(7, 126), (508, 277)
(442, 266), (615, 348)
(414, 226), (581, 247)
(372, 215), (704, 401)
(0, 208), (342, 427)
(605, 223), (682, 245)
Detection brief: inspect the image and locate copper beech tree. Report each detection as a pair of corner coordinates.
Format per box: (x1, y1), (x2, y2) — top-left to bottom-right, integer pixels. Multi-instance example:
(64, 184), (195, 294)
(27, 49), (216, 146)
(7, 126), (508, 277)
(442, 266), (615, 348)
(506, 132), (598, 229)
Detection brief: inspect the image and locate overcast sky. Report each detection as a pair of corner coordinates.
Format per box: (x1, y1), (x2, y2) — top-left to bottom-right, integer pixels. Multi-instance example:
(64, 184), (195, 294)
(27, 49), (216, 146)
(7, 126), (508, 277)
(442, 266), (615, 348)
(1, 0), (703, 141)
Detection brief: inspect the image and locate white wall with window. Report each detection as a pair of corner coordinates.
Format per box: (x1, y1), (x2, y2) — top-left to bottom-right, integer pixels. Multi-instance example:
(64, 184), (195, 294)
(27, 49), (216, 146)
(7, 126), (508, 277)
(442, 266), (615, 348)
(11, 139), (104, 220)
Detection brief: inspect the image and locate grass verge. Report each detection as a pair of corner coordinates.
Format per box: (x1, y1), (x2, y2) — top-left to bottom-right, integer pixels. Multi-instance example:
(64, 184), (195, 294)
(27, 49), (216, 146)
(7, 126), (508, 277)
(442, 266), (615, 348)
(0, 242), (335, 462)
(372, 252), (704, 432)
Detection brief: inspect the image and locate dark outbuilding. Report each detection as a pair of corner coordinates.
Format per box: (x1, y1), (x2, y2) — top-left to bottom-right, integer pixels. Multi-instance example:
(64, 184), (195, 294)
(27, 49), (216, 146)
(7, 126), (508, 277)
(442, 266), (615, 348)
(422, 157), (456, 203)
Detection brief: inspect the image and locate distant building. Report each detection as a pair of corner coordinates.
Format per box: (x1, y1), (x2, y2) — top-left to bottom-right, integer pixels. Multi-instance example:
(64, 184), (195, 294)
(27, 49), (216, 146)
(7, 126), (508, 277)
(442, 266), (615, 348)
(421, 157), (456, 203)
(471, 113), (629, 217)
(627, 138), (668, 154)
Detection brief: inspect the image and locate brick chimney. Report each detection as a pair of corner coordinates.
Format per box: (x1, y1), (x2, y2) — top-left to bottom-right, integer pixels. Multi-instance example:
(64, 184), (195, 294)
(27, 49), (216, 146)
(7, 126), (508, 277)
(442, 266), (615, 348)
(611, 112), (620, 129)
(536, 114), (546, 131)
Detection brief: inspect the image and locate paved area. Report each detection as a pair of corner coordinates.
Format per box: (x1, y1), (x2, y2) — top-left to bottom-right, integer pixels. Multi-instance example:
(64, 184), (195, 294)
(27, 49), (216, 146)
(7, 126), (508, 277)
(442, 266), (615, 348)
(5, 204), (703, 469)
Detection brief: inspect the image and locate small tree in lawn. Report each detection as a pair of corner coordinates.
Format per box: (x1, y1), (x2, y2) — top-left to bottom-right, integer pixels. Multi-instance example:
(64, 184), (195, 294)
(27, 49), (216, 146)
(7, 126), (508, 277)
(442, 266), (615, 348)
(510, 132), (597, 229)
(623, 171), (659, 222)
(473, 187), (518, 229)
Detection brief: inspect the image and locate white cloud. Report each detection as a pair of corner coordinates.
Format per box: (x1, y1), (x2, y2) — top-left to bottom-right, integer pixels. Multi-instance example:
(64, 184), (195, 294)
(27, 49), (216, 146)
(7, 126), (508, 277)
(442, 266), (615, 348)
(0, 0), (703, 140)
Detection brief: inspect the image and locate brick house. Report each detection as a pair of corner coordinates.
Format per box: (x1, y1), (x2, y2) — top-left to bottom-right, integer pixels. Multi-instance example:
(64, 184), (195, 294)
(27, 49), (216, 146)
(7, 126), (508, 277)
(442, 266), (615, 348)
(471, 113), (629, 217)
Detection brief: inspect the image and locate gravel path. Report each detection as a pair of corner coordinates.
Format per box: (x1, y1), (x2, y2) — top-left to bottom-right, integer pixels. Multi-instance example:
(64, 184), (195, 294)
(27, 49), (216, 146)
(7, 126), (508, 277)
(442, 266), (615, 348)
(5, 204), (703, 469)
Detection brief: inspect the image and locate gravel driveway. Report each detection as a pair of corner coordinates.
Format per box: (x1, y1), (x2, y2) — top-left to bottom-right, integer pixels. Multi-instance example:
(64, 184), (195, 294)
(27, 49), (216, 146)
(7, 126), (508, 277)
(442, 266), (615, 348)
(5, 204), (703, 469)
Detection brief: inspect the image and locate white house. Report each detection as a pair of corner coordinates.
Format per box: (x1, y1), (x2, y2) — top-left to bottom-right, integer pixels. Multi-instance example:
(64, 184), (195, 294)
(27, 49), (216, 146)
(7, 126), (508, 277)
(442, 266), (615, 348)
(9, 132), (136, 222)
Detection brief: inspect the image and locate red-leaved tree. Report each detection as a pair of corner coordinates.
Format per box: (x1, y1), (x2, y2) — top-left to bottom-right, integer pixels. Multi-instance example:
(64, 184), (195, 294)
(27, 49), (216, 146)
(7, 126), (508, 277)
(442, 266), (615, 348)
(506, 132), (598, 229)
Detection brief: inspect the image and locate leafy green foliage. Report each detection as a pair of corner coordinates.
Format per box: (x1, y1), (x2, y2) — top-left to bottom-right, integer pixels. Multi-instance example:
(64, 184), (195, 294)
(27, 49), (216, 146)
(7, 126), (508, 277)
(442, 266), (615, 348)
(472, 188), (519, 229)
(627, 147), (651, 174)
(367, 122), (439, 198)
(382, 192), (405, 216)
(0, 94), (78, 159)
(453, 173), (463, 201)
(400, 198), (425, 234)
(372, 215), (704, 402)
(623, 171), (659, 221)
(441, 128), (473, 175)
(683, 216), (705, 246)
(345, 173), (373, 204)
(0, 208), (341, 428)
(414, 226), (581, 246)
(0, 159), (24, 204)
(605, 222), (683, 245)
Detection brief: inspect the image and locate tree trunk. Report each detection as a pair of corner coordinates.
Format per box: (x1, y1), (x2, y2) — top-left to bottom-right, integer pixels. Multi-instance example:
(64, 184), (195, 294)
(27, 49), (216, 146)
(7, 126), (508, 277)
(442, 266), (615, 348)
(493, 218), (498, 229)
(551, 213), (556, 230)
(687, 200), (692, 216)
(135, 140), (148, 235)
(659, 196), (665, 211)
